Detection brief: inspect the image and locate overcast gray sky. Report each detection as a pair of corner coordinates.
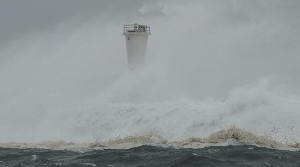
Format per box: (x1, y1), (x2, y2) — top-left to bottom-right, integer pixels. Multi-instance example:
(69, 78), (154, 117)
(1, 0), (299, 46)
(0, 0), (144, 46)
(0, 0), (300, 99)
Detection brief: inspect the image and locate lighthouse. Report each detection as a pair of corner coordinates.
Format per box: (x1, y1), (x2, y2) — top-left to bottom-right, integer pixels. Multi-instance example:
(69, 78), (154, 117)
(123, 23), (150, 70)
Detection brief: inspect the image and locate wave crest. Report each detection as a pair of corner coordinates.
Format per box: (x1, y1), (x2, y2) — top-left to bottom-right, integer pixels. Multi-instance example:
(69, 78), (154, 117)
(1, 127), (299, 152)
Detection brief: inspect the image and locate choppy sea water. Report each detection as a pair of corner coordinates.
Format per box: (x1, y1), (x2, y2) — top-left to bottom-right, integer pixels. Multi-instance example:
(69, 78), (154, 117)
(1, 145), (299, 167)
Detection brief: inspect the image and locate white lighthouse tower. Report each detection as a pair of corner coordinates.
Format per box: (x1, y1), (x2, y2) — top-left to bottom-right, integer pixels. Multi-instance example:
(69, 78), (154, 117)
(123, 23), (150, 70)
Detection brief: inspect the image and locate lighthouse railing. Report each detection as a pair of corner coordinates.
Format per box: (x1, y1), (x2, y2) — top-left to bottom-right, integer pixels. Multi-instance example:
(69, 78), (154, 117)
(123, 24), (150, 33)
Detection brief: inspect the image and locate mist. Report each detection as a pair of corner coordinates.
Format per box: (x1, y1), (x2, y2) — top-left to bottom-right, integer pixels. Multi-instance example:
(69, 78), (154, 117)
(0, 0), (299, 144)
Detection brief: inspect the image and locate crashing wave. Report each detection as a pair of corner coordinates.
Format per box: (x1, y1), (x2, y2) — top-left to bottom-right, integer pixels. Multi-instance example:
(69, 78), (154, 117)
(1, 127), (299, 152)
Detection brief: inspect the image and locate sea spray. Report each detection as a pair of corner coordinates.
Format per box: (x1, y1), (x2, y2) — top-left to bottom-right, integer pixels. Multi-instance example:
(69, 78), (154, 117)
(0, 0), (299, 150)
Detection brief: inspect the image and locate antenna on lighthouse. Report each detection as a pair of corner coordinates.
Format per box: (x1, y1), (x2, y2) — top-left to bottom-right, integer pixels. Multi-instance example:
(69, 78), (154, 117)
(123, 23), (150, 70)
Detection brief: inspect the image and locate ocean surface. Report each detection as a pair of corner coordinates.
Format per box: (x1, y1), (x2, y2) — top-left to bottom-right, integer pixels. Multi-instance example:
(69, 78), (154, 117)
(1, 145), (300, 167)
